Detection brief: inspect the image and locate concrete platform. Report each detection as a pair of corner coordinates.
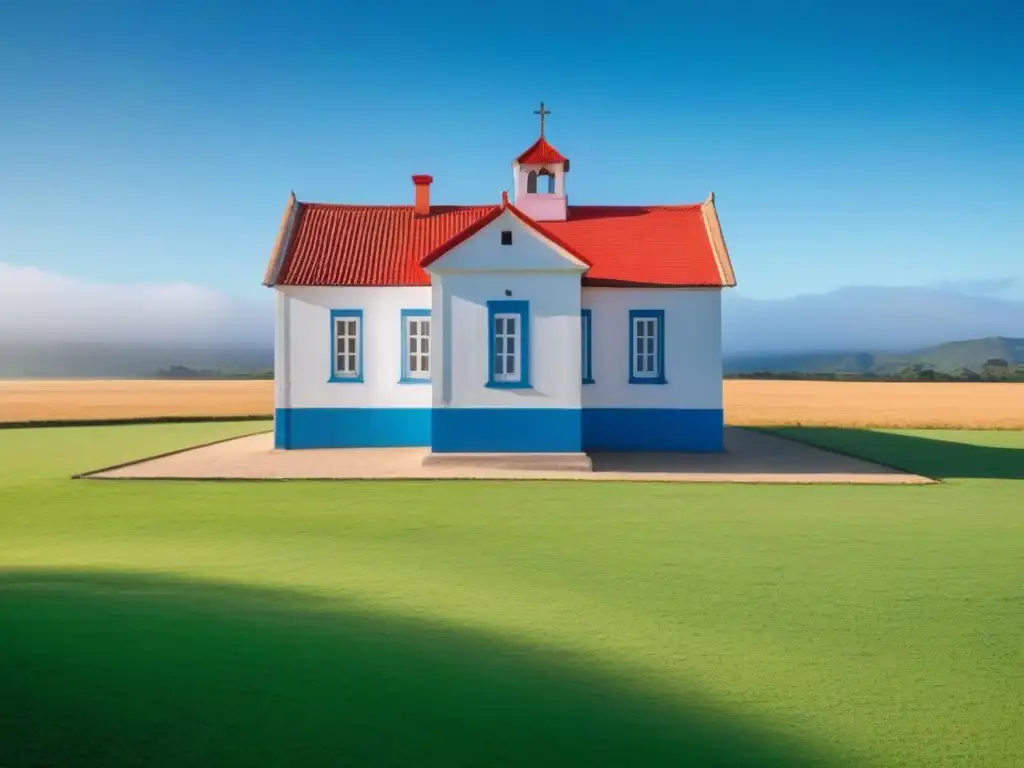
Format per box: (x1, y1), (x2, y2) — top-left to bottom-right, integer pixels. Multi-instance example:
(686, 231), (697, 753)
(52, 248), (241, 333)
(422, 452), (593, 472)
(81, 427), (935, 484)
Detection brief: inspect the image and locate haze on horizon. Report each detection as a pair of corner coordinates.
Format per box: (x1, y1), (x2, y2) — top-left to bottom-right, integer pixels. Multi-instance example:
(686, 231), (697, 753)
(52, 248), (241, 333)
(1, 263), (1021, 356)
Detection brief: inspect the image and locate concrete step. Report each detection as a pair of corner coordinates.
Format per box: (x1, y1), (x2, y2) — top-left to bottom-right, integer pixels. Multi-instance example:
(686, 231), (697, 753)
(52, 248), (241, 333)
(421, 452), (593, 472)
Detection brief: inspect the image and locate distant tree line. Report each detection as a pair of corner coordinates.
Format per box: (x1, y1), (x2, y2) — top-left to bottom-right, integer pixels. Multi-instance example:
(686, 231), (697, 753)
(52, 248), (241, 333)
(727, 359), (1024, 382)
(154, 365), (273, 380)
(155, 359), (1024, 383)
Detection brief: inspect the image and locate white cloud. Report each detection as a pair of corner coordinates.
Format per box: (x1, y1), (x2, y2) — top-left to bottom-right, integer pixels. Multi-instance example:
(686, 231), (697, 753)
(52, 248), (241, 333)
(3, 263), (1021, 357)
(0, 263), (272, 345)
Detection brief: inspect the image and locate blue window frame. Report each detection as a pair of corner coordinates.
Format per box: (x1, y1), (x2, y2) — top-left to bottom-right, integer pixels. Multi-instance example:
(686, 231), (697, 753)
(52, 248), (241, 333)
(628, 309), (666, 384)
(399, 309), (431, 383)
(329, 309), (364, 383)
(486, 299), (531, 389)
(581, 309), (594, 384)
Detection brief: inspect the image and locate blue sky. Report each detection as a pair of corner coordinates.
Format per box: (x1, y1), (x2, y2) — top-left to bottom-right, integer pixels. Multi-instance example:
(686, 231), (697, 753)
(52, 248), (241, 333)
(1, 0), (1022, 304)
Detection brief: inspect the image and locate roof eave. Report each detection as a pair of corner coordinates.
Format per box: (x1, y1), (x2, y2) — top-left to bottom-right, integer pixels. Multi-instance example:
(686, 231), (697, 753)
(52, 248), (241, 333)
(262, 192), (300, 287)
(700, 192), (737, 287)
(582, 278), (726, 288)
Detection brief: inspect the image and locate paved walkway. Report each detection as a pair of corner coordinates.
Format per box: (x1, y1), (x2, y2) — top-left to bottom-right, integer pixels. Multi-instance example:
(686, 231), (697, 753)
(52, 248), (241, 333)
(84, 428), (934, 484)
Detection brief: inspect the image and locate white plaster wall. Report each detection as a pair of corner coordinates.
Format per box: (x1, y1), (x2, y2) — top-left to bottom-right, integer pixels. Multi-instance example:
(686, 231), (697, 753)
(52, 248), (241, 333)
(512, 163), (567, 221)
(274, 290), (289, 408)
(514, 194), (568, 222)
(582, 287), (723, 410)
(273, 278), (719, 412)
(514, 163), (565, 197)
(275, 285), (432, 409)
(431, 272), (582, 409)
(426, 210), (584, 409)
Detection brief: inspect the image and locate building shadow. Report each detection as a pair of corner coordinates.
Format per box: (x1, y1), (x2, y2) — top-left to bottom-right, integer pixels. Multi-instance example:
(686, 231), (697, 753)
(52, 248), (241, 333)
(0, 570), (853, 768)
(768, 427), (1024, 481)
(589, 427), (921, 478)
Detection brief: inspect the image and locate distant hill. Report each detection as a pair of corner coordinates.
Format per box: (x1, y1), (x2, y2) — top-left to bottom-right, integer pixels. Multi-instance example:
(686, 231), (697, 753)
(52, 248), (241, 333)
(154, 365), (273, 380)
(0, 341), (273, 379)
(725, 336), (1024, 376)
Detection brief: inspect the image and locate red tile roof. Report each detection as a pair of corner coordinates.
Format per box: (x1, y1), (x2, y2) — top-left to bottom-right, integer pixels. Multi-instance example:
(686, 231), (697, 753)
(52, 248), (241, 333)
(516, 137), (569, 167)
(268, 198), (734, 288)
(543, 205), (723, 286)
(274, 204), (496, 286)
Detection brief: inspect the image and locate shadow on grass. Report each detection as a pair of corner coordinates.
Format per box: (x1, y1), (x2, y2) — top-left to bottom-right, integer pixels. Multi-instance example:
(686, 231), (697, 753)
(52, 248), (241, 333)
(767, 427), (1024, 481)
(0, 570), (850, 768)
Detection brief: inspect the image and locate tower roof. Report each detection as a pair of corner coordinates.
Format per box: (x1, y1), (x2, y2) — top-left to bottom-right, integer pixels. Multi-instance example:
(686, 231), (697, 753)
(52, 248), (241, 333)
(515, 136), (569, 169)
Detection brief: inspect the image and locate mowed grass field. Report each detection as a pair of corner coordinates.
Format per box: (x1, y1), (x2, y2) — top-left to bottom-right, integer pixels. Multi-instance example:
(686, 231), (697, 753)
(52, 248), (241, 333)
(2, 378), (1023, 427)
(0, 422), (1022, 766)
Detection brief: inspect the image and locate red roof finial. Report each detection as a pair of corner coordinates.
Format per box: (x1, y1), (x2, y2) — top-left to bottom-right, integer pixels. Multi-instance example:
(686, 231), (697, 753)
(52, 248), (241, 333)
(501, 190), (509, 206)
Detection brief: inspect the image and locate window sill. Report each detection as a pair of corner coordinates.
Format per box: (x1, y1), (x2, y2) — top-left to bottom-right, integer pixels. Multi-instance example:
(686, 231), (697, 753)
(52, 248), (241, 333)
(628, 376), (667, 385)
(398, 377), (431, 385)
(328, 375), (364, 384)
(582, 378), (595, 385)
(486, 381), (533, 390)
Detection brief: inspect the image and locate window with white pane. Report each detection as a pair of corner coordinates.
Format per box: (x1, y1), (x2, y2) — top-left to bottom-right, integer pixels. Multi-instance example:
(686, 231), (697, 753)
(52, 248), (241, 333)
(487, 299), (530, 388)
(628, 309), (665, 384)
(492, 313), (520, 382)
(401, 309), (431, 382)
(330, 309), (363, 382)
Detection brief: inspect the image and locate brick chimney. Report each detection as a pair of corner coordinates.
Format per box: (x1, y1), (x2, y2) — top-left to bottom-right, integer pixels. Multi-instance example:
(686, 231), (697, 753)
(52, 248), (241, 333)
(412, 175), (433, 216)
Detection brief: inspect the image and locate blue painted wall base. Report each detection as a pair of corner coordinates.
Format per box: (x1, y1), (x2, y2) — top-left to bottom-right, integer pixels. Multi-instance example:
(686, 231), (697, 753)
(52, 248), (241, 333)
(275, 407), (724, 452)
(432, 408), (582, 453)
(582, 408), (724, 452)
(275, 407), (430, 449)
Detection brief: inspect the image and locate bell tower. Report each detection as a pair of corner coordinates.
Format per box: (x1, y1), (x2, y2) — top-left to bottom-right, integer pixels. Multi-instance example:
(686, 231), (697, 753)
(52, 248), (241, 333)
(512, 102), (569, 221)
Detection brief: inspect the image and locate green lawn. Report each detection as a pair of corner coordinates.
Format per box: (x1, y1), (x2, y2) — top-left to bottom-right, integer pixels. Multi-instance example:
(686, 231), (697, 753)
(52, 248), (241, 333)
(0, 423), (1021, 767)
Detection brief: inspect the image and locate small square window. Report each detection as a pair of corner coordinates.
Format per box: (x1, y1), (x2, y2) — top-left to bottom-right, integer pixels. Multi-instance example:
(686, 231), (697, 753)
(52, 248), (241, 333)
(500, 230), (513, 246)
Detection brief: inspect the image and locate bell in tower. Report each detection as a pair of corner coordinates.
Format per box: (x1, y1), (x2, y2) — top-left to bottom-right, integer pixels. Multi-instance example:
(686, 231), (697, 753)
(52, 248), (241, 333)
(511, 102), (569, 222)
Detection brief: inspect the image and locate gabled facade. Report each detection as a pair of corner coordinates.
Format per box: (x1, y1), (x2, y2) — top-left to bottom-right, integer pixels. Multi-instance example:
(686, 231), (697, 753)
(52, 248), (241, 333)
(263, 109), (737, 454)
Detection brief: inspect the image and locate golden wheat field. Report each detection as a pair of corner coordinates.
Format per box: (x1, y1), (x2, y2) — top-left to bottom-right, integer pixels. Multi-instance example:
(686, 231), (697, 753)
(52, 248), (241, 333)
(1, 379), (1023, 429)
(0, 380), (275, 423)
(725, 380), (1024, 429)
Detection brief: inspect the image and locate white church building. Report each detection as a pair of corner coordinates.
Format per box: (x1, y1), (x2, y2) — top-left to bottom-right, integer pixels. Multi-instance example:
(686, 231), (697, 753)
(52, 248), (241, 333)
(262, 106), (737, 454)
